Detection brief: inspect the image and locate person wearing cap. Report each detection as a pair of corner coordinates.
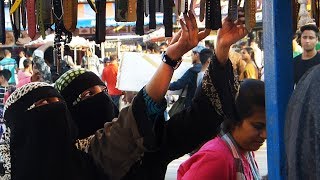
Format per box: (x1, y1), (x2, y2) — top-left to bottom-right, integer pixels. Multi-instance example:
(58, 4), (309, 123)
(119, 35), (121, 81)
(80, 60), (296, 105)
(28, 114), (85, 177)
(168, 44), (206, 110)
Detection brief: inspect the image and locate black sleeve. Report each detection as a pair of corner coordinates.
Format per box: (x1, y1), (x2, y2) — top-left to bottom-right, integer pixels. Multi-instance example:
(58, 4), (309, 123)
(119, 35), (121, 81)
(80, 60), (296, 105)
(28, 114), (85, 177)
(131, 89), (166, 150)
(161, 54), (238, 160)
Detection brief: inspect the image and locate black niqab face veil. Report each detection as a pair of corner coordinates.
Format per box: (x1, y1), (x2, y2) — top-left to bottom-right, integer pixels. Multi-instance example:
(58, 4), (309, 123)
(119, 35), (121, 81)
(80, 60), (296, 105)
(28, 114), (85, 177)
(55, 69), (119, 139)
(285, 64), (320, 180)
(1, 82), (78, 180)
(70, 90), (117, 139)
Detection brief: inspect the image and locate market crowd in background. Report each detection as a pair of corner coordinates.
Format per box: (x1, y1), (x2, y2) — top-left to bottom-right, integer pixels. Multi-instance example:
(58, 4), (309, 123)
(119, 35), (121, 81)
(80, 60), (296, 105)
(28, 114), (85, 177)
(9, 20), (320, 178)
(0, 33), (267, 138)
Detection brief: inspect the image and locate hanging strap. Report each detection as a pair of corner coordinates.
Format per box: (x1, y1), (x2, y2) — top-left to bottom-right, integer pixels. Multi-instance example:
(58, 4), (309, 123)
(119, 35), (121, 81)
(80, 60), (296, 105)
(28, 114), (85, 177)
(127, 0), (137, 22)
(0, 0), (5, 44)
(244, 0), (256, 32)
(163, 0), (173, 37)
(9, 0), (22, 14)
(145, 0), (149, 16)
(63, 0), (78, 32)
(228, 0), (238, 22)
(87, 0), (97, 12)
(135, 0), (145, 35)
(149, 0), (156, 29)
(20, 0), (26, 30)
(53, 0), (64, 74)
(37, 0), (46, 39)
(95, 0), (106, 44)
(159, 0), (164, 12)
(155, 0), (160, 12)
(212, 0), (222, 30)
(199, 0), (205, 22)
(177, 0), (181, 16)
(26, 0), (36, 39)
(10, 0), (20, 42)
(184, 0), (188, 14)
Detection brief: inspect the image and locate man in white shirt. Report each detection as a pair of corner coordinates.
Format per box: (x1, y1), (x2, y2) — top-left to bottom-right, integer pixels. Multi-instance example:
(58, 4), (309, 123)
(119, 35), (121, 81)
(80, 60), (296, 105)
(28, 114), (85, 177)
(18, 50), (27, 70)
(250, 40), (263, 69)
(81, 48), (101, 77)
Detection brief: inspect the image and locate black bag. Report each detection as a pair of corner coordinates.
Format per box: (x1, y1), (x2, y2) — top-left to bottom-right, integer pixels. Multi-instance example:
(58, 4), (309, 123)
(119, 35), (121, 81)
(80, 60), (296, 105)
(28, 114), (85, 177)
(168, 87), (186, 117)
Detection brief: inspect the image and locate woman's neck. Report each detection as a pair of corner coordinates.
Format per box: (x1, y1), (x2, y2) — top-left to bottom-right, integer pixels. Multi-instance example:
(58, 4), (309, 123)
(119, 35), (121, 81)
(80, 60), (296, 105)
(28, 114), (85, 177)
(230, 130), (247, 154)
(244, 58), (252, 64)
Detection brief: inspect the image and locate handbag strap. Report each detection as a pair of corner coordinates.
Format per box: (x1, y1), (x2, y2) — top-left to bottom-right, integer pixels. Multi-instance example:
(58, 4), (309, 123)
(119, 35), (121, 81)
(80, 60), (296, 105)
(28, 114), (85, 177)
(179, 85), (187, 96)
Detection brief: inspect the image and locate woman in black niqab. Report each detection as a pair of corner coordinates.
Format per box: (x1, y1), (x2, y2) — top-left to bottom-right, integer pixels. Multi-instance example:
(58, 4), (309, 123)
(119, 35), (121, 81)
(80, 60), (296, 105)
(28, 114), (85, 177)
(0, 82), (104, 180)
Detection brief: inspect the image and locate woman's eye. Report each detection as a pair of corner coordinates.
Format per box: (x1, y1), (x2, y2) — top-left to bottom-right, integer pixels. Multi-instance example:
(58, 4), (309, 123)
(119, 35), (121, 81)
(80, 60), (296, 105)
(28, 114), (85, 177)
(81, 91), (93, 99)
(34, 100), (49, 107)
(252, 123), (265, 130)
(33, 97), (60, 108)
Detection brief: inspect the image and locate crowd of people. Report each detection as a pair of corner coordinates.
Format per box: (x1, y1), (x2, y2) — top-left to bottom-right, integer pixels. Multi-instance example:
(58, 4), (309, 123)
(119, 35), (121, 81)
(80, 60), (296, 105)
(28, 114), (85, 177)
(0, 7), (317, 180)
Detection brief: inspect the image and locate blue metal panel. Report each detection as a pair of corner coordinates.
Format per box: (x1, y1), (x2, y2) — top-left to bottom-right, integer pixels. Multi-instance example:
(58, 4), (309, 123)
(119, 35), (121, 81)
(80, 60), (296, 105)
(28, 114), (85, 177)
(263, 0), (294, 179)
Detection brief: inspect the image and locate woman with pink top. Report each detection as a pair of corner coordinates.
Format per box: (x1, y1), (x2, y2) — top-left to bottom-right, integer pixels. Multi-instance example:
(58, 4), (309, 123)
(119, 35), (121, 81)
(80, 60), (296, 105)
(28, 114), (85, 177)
(177, 79), (265, 180)
(17, 58), (33, 88)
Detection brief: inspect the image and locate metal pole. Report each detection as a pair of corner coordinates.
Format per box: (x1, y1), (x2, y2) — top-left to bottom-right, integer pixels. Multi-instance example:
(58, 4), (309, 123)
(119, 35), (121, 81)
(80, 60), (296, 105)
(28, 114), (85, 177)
(263, 0), (294, 179)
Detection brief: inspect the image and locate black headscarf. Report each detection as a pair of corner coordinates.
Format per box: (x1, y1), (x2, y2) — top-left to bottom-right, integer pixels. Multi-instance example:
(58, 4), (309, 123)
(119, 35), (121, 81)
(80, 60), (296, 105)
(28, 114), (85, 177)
(54, 68), (119, 139)
(285, 64), (320, 179)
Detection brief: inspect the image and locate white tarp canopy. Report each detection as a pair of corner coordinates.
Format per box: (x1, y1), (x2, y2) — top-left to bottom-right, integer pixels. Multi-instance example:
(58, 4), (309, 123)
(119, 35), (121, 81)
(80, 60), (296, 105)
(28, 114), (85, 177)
(117, 52), (192, 93)
(24, 34), (92, 48)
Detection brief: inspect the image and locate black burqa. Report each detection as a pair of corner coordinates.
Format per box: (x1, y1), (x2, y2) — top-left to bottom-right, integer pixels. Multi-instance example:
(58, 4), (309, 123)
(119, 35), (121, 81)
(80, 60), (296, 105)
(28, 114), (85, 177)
(3, 82), (105, 180)
(285, 64), (320, 179)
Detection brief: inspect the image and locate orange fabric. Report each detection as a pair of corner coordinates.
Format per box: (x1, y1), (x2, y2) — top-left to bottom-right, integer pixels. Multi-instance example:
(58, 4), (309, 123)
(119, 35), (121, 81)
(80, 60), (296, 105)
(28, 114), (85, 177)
(102, 63), (122, 96)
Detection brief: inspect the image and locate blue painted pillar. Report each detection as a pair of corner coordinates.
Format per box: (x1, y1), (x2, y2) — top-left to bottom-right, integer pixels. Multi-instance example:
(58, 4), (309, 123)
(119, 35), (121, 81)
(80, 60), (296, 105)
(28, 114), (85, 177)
(263, 0), (294, 179)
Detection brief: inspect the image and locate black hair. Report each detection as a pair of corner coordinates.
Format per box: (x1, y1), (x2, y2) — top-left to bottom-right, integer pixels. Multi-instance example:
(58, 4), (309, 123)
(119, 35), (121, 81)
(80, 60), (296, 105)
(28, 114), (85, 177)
(146, 41), (160, 53)
(159, 42), (168, 47)
(0, 50), (4, 60)
(25, 51), (33, 58)
(23, 59), (32, 69)
(300, 24), (320, 41)
(205, 41), (215, 49)
(242, 47), (255, 62)
(300, 24), (319, 34)
(64, 45), (72, 56)
(199, 48), (213, 65)
(223, 79), (265, 132)
(44, 46), (54, 65)
(0, 69), (12, 82)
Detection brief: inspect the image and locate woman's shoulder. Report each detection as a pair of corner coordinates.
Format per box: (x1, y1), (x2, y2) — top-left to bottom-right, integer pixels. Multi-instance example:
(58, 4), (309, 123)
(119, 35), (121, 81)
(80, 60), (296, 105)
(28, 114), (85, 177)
(246, 62), (256, 68)
(178, 138), (235, 179)
(199, 137), (232, 155)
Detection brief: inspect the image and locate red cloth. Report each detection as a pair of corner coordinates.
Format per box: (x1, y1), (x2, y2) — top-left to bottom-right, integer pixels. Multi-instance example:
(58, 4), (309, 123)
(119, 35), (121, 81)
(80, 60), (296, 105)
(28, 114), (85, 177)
(178, 137), (256, 180)
(101, 63), (122, 96)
